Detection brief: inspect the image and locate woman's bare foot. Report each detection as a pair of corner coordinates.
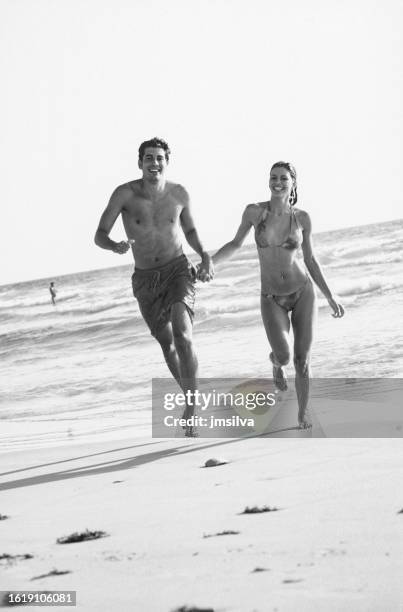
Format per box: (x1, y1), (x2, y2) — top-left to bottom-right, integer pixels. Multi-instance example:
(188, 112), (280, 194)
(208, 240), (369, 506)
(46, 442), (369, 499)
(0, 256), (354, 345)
(298, 409), (312, 429)
(270, 352), (288, 391)
(272, 364), (288, 391)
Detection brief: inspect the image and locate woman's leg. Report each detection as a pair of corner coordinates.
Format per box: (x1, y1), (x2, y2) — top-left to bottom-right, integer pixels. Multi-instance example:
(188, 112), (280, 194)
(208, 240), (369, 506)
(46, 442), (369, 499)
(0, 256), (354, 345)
(260, 295), (291, 390)
(291, 280), (317, 428)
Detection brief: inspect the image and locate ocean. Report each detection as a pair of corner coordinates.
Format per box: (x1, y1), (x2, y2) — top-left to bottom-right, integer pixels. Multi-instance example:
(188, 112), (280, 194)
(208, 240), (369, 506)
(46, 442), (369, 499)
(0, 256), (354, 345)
(1, 219), (403, 450)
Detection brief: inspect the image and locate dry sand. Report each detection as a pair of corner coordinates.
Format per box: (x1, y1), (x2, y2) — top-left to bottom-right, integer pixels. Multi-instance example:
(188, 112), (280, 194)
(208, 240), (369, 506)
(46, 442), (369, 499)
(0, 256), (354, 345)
(1, 432), (402, 611)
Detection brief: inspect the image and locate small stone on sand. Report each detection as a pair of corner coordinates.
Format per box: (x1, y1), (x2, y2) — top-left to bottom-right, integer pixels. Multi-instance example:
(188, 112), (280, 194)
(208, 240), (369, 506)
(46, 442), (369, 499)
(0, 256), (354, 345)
(204, 458), (228, 468)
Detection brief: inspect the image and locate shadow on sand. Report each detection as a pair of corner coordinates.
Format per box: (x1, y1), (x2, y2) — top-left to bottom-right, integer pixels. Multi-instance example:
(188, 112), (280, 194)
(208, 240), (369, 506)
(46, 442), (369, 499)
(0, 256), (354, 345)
(0, 430), (300, 492)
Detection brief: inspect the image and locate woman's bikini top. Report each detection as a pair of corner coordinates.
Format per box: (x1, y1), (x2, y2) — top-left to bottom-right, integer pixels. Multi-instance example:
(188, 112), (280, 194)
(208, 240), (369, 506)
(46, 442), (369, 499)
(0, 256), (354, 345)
(255, 204), (303, 250)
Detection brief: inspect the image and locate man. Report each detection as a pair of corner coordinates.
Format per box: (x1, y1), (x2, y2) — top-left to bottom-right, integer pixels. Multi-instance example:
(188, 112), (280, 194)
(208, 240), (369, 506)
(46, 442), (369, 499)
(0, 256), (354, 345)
(94, 137), (214, 435)
(49, 282), (57, 305)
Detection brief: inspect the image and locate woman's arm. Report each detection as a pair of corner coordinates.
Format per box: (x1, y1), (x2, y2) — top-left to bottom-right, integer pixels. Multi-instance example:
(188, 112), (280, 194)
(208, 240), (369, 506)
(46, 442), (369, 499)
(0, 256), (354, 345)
(300, 211), (345, 318)
(212, 205), (254, 266)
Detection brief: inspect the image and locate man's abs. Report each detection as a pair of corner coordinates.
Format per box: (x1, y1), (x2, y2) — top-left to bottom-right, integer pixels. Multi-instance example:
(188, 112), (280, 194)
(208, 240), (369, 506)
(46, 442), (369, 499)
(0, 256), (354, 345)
(132, 242), (184, 269)
(121, 182), (186, 268)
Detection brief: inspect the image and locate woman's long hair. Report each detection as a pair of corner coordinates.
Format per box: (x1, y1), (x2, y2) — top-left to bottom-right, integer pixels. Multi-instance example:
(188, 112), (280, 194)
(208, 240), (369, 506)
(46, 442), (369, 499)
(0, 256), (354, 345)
(271, 161), (298, 206)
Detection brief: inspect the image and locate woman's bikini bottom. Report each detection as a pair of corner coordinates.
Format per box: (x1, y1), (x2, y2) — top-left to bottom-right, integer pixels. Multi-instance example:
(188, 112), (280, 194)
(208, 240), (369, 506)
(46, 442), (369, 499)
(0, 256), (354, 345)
(262, 276), (312, 312)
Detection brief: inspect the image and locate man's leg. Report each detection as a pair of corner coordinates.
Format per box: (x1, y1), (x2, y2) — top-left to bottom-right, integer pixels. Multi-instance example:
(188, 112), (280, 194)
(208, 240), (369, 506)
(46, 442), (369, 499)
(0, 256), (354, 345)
(154, 322), (182, 389)
(170, 302), (198, 422)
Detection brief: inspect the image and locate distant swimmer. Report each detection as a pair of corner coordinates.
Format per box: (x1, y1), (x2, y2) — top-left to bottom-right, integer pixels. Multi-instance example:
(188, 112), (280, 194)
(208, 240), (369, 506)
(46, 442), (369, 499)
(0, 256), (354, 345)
(94, 137), (214, 436)
(212, 161), (344, 430)
(49, 281), (57, 305)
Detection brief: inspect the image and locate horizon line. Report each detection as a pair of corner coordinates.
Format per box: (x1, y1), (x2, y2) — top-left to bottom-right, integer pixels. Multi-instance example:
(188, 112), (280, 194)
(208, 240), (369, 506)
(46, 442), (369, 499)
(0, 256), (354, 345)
(2, 216), (402, 289)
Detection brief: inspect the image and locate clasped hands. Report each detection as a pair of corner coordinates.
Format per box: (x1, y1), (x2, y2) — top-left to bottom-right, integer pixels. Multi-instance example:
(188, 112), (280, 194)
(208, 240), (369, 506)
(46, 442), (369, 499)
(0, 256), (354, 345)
(197, 254), (215, 282)
(113, 240), (215, 282)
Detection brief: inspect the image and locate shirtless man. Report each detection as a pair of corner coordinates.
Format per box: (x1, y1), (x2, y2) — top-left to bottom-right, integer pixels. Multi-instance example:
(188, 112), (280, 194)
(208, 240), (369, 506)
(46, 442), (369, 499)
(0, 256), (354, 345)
(94, 137), (214, 435)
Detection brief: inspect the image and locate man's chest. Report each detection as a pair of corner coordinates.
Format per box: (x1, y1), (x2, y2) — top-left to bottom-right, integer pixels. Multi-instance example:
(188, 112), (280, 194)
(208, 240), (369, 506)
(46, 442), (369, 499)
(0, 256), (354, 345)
(122, 197), (183, 230)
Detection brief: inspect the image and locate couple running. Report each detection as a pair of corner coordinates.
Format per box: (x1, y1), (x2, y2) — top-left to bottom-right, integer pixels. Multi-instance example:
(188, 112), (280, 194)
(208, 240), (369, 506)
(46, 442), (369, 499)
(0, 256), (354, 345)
(95, 137), (344, 435)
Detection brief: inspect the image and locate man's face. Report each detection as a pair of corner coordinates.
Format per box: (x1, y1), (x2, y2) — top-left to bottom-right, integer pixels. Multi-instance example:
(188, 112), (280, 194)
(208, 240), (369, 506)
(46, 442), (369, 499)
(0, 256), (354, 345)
(139, 147), (168, 183)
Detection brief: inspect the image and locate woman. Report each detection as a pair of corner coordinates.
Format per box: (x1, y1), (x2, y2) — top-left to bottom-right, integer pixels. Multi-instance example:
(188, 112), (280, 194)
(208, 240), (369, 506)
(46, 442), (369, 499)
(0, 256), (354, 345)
(212, 161), (344, 429)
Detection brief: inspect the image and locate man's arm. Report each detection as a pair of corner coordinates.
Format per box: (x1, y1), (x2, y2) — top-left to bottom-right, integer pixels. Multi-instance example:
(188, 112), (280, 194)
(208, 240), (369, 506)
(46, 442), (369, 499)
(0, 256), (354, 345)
(179, 186), (214, 281)
(212, 205), (254, 265)
(94, 186), (130, 255)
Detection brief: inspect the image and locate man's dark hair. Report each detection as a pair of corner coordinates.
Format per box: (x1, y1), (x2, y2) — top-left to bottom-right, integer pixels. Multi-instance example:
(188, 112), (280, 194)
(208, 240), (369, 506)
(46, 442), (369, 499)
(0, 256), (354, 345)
(138, 137), (171, 162)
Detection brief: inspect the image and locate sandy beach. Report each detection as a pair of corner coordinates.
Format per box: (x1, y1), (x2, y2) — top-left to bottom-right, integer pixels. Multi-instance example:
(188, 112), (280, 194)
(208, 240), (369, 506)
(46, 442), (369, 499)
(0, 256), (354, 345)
(3, 0), (403, 606)
(2, 218), (403, 612)
(1, 433), (402, 611)
(1, 217), (403, 610)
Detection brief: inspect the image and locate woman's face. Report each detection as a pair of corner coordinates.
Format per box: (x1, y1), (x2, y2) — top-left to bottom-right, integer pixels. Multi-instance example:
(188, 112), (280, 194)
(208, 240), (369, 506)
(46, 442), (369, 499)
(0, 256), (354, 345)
(269, 167), (294, 200)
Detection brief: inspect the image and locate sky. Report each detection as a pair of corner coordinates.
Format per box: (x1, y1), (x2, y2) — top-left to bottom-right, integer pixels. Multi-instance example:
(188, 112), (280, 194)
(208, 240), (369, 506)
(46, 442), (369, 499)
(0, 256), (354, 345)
(1, 0), (402, 285)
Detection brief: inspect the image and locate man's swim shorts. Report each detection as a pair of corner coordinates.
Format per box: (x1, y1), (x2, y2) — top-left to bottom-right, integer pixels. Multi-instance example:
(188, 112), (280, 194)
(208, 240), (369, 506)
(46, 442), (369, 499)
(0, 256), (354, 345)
(131, 254), (196, 337)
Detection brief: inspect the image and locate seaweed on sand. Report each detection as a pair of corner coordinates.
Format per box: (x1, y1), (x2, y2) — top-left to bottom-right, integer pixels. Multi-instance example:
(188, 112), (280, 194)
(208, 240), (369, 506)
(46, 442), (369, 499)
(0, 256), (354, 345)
(172, 607), (215, 612)
(31, 569), (71, 580)
(241, 505), (279, 514)
(203, 530), (240, 538)
(0, 553), (33, 562)
(56, 529), (108, 544)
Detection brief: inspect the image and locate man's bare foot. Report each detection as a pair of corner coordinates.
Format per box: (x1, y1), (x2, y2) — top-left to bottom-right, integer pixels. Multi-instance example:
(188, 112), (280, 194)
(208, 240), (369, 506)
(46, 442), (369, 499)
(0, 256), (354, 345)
(185, 425), (199, 438)
(181, 407), (193, 428)
(181, 407), (198, 436)
(298, 410), (312, 429)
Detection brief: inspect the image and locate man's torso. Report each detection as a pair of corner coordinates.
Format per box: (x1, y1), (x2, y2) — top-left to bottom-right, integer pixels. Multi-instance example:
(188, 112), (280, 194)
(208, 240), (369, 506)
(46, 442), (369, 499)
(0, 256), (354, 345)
(120, 179), (186, 269)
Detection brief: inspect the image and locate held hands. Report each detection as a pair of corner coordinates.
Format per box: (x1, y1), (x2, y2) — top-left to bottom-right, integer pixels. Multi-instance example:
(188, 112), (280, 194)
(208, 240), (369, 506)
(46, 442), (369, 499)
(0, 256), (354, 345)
(328, 297), (345, 318)
(197, 253), (215, 282)
(113, 240), (132, 255)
